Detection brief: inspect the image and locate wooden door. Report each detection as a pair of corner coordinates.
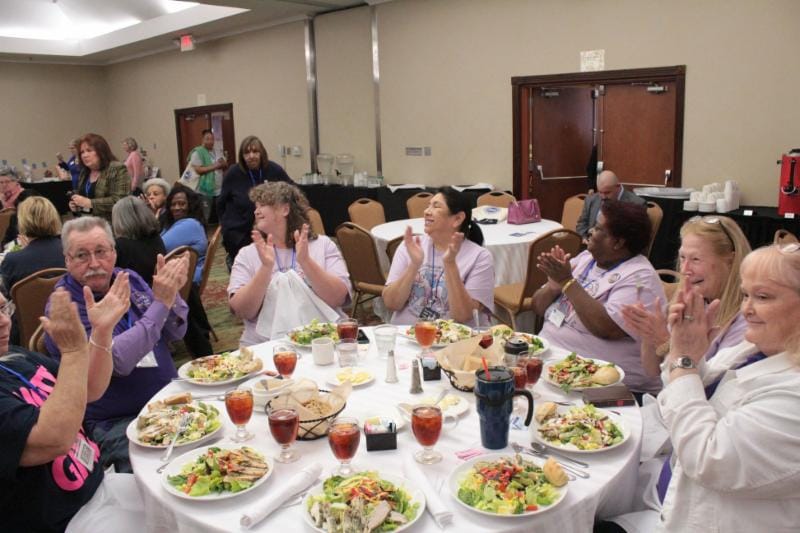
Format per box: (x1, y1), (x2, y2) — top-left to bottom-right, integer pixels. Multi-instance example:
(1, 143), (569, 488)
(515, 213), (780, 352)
(177, 112), (210, 169)
(174, 103), (236, 172)
(600, 82), (677, 186)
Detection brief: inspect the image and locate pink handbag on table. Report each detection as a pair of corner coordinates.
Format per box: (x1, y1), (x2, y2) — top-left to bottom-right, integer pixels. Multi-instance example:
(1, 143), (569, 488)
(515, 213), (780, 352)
(507, 198), (542, 224)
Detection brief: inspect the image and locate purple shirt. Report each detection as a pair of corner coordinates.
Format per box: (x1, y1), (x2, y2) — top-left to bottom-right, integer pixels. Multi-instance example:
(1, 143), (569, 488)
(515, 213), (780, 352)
(228, 235), (352, 346)
(705, 312), (747, 360)
(386, 234), (495, 326)
(44, 268), (188, 431)
(539, 250), (666, 394)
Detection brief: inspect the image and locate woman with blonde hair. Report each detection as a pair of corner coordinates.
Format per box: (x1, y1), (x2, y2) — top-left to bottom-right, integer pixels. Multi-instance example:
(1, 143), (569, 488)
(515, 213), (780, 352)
(228, 181), (350, 346)
(622, 215), (751, 377)
(122, 137), (145, 192)
(0, 196), (64, 295)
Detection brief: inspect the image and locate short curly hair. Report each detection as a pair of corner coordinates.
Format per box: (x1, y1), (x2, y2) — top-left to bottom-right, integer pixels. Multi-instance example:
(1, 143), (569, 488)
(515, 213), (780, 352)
(249, 182), (317, 245)
(600, 200), (651, 256)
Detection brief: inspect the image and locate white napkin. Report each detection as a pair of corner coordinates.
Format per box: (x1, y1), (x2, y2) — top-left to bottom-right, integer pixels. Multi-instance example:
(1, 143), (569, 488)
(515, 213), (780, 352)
(402, 457), (453, 529)
(451, 182), (494, 192)
(255, 270), (342, 340)
(386, 183), (425, 193)
(240, 462), (323, 529)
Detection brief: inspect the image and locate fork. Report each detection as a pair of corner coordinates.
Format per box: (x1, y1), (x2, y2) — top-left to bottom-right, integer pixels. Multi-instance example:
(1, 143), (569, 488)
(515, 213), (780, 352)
(157, 414), (191, 473)
(510, 442), (589, 479)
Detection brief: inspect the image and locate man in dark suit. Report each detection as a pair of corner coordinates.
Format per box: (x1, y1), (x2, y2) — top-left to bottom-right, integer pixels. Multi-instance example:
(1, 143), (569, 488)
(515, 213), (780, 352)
(576, 170), (645, 238)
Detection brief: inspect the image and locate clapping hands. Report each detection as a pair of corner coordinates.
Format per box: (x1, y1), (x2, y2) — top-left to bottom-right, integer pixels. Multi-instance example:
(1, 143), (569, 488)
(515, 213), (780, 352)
(666, 279), (719, 362)
(86, 271), (130, 335)
(404, 226), (424, 268)
(40, 289), (87, 356)
(537, 245), (574, 287)
(153, 253), (189, 308)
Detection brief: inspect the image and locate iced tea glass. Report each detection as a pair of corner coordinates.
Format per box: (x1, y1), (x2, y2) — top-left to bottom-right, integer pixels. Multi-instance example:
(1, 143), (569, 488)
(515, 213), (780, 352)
(475, 327), (493, 349)
(273, 344), (298, 379)
(225, 388), (254, 442)
(411, 405), (456, 464)
(268, 407), (300, 463)
(336, 318), (359, 341)
(511, 366), (528, 414)
(518, 355), (543, 399)
(414, 319), (438, 358)
(328, 416), (361, 476)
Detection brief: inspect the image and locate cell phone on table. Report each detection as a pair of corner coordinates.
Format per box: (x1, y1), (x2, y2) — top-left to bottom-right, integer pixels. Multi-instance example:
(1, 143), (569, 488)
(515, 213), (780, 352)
(357, 329), (369, 344)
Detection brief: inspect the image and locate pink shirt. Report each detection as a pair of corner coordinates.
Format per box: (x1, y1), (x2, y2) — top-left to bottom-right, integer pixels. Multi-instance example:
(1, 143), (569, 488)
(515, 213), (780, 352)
(385, 234), (495, 326)
(539, 250), (666, 394)
(125, 150), (144, 190)
(228, 235), (352, 346)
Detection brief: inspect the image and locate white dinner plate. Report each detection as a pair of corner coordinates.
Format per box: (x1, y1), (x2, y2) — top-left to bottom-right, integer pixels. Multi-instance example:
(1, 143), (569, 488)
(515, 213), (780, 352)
(161, 445), (273, 501)
(494, 332), (550, 357)
(326, 367), (375, 387)
(284, 323), (339, 349)
(532, 405), (631, 454)
(542, 356), (626, 392)
(177, 354), (264, 387)
(302, 473), (425, 533)
(126, 415), (223, 450)
(397, 393), (470, 420)
(448, 452), (569, 517)
(401, 321), (473, 348)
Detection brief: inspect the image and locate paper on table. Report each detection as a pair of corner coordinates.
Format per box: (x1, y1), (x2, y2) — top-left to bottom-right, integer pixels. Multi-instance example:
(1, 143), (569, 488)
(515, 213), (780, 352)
(240, 462), (323, 529)
(386, 183), (425, 193)
(402, 456), (453, 529)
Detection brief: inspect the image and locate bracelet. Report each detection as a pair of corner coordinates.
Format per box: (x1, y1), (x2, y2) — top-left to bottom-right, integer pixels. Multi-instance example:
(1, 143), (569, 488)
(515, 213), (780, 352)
(561, 278), (577, 294)
(655, 341), (671, 358)
(89, 337), (113, 355)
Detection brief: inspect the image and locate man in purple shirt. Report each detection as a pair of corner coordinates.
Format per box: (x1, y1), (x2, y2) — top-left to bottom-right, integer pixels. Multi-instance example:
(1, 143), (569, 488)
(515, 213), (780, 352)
(44, 216), (189, 473)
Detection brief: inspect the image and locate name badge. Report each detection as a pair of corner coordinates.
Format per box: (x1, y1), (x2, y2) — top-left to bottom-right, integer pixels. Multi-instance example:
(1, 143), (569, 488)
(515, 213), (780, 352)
(419, 306), (440, 321)
(75, 435), (95, 472)
(545, 306), (565, 328)
(136, 350), (158, 368)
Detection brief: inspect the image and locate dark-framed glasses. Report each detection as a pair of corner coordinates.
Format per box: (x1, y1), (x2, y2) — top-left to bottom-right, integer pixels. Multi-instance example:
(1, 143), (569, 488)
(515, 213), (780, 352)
(688, 215), (736, 249)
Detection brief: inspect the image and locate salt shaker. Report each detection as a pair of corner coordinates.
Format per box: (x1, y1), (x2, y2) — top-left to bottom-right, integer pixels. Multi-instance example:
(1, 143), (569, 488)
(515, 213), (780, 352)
(385, 349), (399, 383)
(409, 359), (423, 394)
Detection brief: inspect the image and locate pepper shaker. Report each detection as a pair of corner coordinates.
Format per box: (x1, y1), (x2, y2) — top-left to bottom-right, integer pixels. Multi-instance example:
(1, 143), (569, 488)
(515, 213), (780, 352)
(409, 359), (423, 394)
(385, 349), (399, 383)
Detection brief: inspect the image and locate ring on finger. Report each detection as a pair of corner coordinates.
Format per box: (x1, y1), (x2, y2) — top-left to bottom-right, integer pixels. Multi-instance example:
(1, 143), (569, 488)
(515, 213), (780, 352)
(683, 314), (694, 322)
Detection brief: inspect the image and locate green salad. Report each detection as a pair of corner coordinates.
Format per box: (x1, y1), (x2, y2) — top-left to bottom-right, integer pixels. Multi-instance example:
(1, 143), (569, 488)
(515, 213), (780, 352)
(306, 472), (419, 532)
(538, 404), (625, 451)
(547, 352), (620, 392)
(289, 319), (339, 345)
(136, 401), (221, 446)
(457, 455), (562, 515)
(405, 319), (472, 345)
(167, 446), (269, 497)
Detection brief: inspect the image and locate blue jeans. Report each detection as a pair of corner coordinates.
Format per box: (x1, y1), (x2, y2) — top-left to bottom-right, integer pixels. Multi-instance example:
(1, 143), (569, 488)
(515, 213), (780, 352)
(90, 416), (136, 473)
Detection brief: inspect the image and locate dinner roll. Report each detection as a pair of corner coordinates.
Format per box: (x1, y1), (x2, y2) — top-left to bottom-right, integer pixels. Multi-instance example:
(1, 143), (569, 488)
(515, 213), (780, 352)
(534, 401), (558, 423)
(591, 366), (621, 385)
(543, 457), (568, 487)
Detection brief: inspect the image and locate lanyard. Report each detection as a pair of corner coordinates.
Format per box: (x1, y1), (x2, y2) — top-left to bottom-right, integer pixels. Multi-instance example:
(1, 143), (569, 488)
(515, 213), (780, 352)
(84, 177), (92, 196)
(577, 257), (630, 287)
(248, 168), (263, 187)
(274, 246), (296, 273)
(0, 362), (48, 401)
(426, 242), (446, 306)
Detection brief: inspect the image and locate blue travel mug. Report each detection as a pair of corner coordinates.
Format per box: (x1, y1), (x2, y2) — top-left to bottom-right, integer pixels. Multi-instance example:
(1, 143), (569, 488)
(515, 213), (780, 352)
(474, 366), (533, 449)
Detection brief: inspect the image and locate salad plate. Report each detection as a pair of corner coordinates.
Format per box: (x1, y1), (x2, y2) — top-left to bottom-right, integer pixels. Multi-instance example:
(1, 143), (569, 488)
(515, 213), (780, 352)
(127, 401), (223, 449)
(303, 472), (424, 533)
(489, 325), (549, 356)
(533, 403), (630, 454)
(448, 453), (568, 517)
(177, 351), (264, 387)
(542, 353), (625, 392)
(402, 319), (473, 347)
(326, 367), (375, 387)
(161, 445), (273, 500)
(286, 320), (339, 348)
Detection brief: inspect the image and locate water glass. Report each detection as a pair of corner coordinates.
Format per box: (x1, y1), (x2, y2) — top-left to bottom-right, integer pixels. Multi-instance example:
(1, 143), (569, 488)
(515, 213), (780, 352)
(337, 338), (358, 367)
(373, 325), (397, 359)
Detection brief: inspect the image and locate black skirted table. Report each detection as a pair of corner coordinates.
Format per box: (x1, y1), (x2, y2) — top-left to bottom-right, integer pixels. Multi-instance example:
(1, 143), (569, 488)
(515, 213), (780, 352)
(644, 195), (800, 269)
(22, 180), (72, 215)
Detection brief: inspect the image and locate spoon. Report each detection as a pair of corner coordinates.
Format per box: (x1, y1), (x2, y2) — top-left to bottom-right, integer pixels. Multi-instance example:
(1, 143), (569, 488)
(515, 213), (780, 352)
(528, 441), (590, 469)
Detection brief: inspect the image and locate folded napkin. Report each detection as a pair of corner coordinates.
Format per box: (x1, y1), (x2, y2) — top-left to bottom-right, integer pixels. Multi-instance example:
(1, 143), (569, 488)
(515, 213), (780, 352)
(386, 183), (425, 193)
(240, 462), (323, 529)
(402, 456), (453, 529)
(451, 182), (494, 192)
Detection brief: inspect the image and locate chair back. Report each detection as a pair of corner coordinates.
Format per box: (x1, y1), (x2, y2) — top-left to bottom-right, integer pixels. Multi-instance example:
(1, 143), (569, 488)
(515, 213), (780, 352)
(0, 208), (15, 241)
(774, 229), (798, 245)
(199, 226), (222, 298)
(29, 323), (47, 354)
(347, 198), (385, 231)
(518, 229), (583, 309)
(645, 201), (664, 257)
(406, 192), (433, 218)
(561, 194), (587, 232)
(477, 191), (516, 208)
(307, 207), (326, 237)
(164, 246), (198, 302)
(656, 269), (681, 302)
(386, 236), (403, 263)
(335, 222), (386, 287)
(11, 267), (67, 349)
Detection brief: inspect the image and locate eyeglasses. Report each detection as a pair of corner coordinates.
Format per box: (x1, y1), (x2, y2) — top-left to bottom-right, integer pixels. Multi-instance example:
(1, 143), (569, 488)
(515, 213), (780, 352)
(688, 216), (736, 249)
(0, 300), (15, 317)
(69, 246), (114, 265)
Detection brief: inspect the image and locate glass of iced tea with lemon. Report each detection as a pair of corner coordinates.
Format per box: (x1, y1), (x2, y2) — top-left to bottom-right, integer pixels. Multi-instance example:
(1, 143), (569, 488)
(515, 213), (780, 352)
(225, 388), (254, 442)
(273, 344), (298, 379)
(414, 319), (438, 358)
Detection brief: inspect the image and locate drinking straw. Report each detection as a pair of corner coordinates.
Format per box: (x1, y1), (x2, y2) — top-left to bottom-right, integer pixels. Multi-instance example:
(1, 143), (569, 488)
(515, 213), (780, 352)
(481, 357), (491, 380)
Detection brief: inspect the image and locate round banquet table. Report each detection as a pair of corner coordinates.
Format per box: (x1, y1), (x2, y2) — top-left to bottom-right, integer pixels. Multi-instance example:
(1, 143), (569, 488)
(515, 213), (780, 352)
(130, 328), (642, 533)
(371, 218), (563, 286)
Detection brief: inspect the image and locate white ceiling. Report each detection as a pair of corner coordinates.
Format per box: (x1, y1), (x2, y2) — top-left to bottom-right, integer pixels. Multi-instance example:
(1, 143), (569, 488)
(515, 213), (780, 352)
(0, 0), (368, 65)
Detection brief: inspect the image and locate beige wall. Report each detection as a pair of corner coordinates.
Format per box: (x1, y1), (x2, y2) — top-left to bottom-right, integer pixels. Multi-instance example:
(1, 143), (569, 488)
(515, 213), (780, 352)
(0, 62), (107, 174)
(1, 0), (798, 206)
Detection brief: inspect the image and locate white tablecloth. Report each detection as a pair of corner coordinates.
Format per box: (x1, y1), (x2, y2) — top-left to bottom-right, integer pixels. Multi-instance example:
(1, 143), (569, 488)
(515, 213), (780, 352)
(370, 218), (563, 286)
(130, 329), (641, 533)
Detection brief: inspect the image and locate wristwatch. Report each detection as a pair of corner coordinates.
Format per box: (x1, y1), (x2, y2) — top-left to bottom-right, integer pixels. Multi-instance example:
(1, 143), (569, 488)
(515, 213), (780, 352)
(669, 356), (696, 372)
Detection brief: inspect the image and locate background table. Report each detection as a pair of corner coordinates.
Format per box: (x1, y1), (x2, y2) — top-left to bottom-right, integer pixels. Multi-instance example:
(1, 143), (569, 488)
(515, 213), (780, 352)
(371, 218), (563, 286)
(22, 179), (71, 214)
(130, 328), (642, 533)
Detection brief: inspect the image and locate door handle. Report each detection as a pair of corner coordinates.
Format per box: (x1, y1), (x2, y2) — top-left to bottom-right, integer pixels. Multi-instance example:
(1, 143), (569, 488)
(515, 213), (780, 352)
(664, 170), (672, 186)
(537, 164), (544, 179)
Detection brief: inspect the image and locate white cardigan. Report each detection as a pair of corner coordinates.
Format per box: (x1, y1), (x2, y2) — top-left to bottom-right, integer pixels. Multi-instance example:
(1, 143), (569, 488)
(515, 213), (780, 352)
(656, 342), (800, 532)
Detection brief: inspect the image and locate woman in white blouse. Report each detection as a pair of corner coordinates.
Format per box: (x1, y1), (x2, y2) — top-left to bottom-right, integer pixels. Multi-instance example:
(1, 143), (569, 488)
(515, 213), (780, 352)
(654, 243), (800, 532)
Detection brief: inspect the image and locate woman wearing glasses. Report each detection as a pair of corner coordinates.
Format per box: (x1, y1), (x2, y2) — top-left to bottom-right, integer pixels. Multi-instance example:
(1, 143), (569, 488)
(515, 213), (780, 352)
(621, 215), (751, 378)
